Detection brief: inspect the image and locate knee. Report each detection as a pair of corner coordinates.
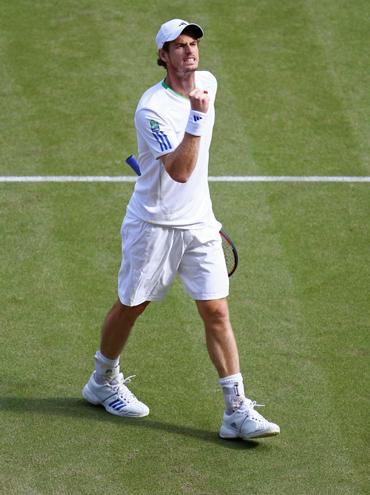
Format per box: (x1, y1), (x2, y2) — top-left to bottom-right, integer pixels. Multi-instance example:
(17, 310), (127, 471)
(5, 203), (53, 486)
(197, 299), (230, 325)
(115, 299), (149, 320)
(210, 306), (229, 323)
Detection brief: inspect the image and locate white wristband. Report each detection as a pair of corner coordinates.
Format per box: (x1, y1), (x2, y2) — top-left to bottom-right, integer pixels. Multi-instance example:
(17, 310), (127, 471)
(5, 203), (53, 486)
(185, 110), (207, 136)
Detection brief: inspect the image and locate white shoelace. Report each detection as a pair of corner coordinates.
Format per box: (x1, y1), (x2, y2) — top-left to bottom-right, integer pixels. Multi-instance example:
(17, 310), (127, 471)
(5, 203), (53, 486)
(246, 399), (265, 409)
(232, 396), (264, 410)
(109, 373), (138, 403)
(233, 397), (266, 421)
(241, 399), (270, 423)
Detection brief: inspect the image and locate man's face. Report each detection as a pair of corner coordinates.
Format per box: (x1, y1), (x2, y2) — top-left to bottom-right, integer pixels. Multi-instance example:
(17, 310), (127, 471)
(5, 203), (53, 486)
(161, 34), (200, 75)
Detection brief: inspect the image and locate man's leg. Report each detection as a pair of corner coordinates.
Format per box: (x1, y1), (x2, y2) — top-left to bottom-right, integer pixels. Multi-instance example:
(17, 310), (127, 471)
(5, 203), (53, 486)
(196, 297), (246, 410)
(82, 299), (150, 417)
(196, 297), (280, 440)
(100, 299), (150, 359)
(195, 298), (239, 378)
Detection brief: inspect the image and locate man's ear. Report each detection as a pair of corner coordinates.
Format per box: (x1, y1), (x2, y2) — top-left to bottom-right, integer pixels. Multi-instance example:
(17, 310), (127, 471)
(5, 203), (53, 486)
(158, 48), (168, 64)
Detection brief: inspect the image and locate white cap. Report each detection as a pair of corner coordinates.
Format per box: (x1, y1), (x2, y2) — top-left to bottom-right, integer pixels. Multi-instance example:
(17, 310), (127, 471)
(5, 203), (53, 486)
(155, 19), (204, 49)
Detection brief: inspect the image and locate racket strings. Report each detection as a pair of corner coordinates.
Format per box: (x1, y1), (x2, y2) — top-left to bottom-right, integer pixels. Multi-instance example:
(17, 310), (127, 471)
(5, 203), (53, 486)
(220, 232), (238, 277)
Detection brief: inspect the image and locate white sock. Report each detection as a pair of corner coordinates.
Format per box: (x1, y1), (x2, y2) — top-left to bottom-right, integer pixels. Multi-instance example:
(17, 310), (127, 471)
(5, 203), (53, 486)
(94, 350), (120, 384)
(219, 373), (245, 414)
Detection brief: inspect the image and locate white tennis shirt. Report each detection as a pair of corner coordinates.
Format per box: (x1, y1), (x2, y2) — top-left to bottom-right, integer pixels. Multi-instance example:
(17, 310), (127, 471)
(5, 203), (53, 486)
(126, 70), (221, 230)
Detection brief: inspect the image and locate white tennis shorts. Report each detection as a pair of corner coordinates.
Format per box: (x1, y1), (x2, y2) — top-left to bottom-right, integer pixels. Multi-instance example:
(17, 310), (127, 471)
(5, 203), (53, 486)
(117, 216), (229, 306)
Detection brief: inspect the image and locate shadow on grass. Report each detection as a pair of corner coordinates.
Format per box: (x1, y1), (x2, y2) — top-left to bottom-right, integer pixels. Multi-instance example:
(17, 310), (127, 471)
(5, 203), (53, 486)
(0, 396), (263, 451)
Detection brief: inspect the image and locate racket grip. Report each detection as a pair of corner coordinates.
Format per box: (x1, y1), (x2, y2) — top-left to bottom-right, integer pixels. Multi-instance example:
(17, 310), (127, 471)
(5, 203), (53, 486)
(125, 155), (142, 176)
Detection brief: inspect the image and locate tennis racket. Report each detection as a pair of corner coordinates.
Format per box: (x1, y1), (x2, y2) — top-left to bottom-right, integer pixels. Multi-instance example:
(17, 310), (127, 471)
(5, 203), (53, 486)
(125, 155), (238, 277)
(220, 228), (238, 277)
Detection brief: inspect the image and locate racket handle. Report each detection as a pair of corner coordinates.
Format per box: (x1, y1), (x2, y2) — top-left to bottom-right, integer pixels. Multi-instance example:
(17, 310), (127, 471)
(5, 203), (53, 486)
(126, 155), (142, 176)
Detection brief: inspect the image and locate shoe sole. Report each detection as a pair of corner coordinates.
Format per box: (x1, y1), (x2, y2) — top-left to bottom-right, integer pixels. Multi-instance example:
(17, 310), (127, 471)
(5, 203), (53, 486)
(219, 426), (280, 440)
(242, 430), (280, 440)
(82, 384), (150, 418)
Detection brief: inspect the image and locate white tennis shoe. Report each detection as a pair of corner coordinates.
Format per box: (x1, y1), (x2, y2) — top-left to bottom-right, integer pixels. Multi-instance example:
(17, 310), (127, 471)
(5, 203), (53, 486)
(82, 372), (149, 417)
(219, 398), (280, 440)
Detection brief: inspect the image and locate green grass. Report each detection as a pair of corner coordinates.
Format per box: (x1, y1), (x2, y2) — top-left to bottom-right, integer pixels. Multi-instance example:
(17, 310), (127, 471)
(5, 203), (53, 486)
(0, 1), (369, 494)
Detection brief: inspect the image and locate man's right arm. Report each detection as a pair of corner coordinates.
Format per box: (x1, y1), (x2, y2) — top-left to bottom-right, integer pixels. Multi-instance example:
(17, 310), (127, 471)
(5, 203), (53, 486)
(161, 88), (209, 183)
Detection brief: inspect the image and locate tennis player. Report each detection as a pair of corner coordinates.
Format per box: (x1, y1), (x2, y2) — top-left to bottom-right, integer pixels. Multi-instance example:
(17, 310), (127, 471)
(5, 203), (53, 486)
(83, 19), (280, 440)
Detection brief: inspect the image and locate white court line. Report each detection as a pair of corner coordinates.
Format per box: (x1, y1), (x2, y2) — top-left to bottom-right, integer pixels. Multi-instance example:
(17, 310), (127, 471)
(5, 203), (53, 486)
(0, 175), (369, 183)
(0, 176), (137, 183)
(209, 176), (370, 183)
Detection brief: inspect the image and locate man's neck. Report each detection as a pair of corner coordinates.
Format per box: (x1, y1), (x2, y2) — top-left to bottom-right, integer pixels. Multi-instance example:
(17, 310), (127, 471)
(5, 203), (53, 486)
(164, 72), (196, 97)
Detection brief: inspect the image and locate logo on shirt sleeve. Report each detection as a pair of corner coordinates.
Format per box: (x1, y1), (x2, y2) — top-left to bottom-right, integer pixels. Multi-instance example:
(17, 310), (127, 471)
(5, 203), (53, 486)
(148, 119), (172, 152)
(149, 120), (160, 131)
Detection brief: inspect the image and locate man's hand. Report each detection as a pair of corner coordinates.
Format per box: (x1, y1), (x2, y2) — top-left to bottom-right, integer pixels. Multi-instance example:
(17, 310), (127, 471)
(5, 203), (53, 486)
(189, 89), (209, 113)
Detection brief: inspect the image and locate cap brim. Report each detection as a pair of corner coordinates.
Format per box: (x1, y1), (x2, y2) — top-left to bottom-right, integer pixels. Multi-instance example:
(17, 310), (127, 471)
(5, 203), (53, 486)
(181, 23), (203, 40)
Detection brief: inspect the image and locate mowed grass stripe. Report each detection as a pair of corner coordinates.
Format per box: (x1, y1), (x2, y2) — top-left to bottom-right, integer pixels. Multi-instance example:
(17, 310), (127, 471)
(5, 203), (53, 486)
(207, 0), (368, 177)
(303, 0), (370, 171)
(212, 182), (369, 492)
(258, 182), (370, 489)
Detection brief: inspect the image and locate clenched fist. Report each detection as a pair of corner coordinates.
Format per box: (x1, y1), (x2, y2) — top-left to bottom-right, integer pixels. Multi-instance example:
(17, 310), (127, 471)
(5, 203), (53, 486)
(189, 88), (209, 113)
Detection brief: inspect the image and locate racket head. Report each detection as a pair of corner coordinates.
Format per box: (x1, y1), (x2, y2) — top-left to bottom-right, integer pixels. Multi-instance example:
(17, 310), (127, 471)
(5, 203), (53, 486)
(220, 229), (238, 277)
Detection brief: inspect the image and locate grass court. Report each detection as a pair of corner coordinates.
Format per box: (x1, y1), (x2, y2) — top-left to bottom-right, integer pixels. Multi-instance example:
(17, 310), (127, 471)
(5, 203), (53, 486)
(0, 1), (369, 493)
